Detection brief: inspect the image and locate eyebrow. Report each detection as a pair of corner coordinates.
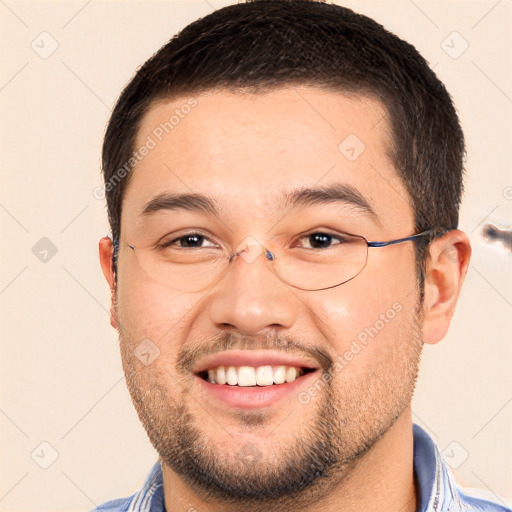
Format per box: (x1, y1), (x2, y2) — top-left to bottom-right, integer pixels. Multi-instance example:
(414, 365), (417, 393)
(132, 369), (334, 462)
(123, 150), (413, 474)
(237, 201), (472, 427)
(278, 183), (379, 222)
(141, 192), (219, 217)
(140, 183), (379, 223)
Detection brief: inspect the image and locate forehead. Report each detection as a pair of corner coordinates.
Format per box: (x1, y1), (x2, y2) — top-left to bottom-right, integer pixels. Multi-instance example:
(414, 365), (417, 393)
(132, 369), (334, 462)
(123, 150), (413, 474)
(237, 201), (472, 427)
(123, 86), (413, 233)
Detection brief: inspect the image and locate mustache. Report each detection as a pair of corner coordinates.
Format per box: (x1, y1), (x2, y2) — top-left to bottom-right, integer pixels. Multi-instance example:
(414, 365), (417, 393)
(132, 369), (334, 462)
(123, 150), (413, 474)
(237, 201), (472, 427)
(177, 331), (333, 375)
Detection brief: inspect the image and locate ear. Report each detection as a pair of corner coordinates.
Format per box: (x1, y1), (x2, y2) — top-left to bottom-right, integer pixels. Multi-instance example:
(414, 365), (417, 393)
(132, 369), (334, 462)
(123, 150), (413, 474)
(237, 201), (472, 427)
(99, 236), (118, 330)
(422, 229), (471, 344)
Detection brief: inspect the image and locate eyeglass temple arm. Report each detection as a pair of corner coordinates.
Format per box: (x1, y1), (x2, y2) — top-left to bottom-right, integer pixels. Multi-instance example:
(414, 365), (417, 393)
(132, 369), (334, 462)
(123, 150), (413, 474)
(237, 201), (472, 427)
(366, 229), (445, 248)
(107, 228), (447, 252)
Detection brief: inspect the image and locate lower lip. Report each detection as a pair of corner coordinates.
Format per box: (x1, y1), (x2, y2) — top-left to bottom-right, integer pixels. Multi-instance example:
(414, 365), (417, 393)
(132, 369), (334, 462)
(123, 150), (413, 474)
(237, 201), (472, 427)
(195, 370), (321, 409)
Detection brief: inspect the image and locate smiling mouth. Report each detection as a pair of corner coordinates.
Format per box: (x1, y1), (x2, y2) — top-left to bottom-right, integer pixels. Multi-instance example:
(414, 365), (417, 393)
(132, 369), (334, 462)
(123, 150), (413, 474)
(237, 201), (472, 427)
(196, 365), (317, 387)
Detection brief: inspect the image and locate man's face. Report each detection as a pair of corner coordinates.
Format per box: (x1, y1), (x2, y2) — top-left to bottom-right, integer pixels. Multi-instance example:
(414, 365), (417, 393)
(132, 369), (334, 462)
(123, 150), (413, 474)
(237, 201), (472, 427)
(114, 87), (424, 505)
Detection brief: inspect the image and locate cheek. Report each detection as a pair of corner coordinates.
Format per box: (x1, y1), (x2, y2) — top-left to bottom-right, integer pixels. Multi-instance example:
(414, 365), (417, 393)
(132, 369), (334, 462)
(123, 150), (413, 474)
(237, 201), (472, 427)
(310, 247), (419, 356)
(116, 274), (196, 357)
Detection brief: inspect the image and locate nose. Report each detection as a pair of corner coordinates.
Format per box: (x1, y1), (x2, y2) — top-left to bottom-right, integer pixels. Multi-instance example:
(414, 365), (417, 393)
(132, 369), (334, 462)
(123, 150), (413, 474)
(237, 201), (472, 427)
(207, 241), (299, 336)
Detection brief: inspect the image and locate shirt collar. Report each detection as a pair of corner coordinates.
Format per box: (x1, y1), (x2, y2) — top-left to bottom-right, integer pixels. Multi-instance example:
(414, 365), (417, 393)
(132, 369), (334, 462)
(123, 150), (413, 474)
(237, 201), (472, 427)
(126, 460), (165, 512)
(413, 423), (467, 512)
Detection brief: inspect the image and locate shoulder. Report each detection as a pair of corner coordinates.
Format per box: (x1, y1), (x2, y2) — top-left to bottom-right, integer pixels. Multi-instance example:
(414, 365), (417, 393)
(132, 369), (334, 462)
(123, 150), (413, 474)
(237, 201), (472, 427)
(90, 461), (164, 512)
(90, 494), (136, 512)
(412, 424), (511, 512)
(457, 487), (512, 512)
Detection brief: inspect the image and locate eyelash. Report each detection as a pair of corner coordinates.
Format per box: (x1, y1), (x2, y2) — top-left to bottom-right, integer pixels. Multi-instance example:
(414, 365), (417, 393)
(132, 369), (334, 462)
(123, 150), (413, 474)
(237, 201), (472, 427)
(158, 233), (215, 250)
(157, 230), (347, 250)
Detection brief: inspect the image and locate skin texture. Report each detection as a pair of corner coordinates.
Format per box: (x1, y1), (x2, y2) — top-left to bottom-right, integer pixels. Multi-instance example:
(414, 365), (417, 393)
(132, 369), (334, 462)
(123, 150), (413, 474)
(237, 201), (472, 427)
(99, 87), (471, 512)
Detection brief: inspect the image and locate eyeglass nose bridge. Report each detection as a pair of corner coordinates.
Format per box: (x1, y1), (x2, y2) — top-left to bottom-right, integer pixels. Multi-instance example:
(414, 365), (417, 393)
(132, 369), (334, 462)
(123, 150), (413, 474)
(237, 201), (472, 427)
(228, 237), (277, 265)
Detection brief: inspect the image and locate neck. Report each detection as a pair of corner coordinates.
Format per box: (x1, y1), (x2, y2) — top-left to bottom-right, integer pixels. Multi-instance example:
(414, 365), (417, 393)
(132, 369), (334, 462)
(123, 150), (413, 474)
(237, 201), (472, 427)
(162, 408), (418, 512)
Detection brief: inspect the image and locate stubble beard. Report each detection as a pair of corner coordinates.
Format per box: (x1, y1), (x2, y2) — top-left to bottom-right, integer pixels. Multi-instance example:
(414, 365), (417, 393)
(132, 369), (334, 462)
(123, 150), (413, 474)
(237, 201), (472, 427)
(116, 298), (424, 511)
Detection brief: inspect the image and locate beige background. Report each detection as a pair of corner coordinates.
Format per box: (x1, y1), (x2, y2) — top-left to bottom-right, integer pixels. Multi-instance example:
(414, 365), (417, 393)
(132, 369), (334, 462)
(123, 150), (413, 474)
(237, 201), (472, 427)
(1, 1), (511, 510)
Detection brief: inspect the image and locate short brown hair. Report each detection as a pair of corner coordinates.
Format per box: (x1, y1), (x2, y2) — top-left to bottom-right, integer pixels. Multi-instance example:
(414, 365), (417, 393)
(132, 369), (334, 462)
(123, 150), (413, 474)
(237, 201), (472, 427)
(102, 0), (465, 296)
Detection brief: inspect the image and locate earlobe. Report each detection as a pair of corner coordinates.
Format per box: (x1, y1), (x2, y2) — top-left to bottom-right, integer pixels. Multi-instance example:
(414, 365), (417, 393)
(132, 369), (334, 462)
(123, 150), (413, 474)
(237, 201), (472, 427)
(421, 229), (471, 345)
(99, 236), (118, 329)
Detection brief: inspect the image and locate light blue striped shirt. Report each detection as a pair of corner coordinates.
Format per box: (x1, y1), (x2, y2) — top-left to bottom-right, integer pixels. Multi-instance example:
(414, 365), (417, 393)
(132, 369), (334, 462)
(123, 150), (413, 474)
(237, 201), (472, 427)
(93, 424), (511, 511)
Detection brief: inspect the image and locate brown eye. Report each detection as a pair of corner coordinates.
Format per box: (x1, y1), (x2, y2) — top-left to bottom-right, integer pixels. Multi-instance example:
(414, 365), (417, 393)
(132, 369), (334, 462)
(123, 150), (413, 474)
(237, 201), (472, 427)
(176, 234), (206, 248)
(298, 232), (345, 249)
(159, 233), (216, 250)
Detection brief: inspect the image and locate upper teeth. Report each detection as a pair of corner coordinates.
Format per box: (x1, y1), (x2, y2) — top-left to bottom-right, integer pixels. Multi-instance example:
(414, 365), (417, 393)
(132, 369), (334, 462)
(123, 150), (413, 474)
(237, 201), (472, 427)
(205, 365), (306, 386)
